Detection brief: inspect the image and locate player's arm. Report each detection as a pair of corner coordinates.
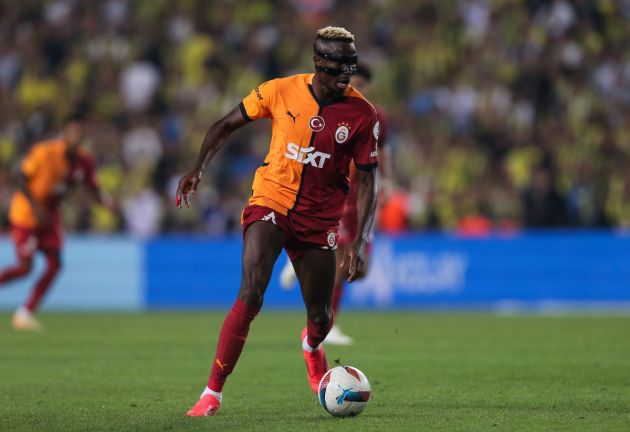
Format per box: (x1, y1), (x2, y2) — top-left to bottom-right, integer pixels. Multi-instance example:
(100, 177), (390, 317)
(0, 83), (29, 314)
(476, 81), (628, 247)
(176, 107), (249, 208)
(377, 146), (391, 179)
(377, 145), (392, 205)
(15, 172), (49, 225)
(376, 111), (392, 205)
(344, 167), (377, 282)
(81, 156), (116, 212)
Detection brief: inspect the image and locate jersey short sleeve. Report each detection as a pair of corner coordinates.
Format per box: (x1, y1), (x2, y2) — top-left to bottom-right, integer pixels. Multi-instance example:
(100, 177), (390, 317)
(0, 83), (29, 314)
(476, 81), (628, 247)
(351, 109), (379, 171)
(240, 80), (278, 121)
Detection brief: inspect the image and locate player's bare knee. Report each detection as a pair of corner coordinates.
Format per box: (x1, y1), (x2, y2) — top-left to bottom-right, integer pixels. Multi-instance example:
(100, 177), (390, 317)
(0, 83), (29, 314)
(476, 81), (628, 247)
(239, 269), (271, 307)
(307, 306), (332, 327)
(237, 288), (264, 308)
(243, 264), (271, 287)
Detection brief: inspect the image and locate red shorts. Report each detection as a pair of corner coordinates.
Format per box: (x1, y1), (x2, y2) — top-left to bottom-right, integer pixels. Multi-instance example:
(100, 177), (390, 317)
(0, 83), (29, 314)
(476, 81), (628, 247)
(241, 205), (338, 262)
(11, 223), (63, 260)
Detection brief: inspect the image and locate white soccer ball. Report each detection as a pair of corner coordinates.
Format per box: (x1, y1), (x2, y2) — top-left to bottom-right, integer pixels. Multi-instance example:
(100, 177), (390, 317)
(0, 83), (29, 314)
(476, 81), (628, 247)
(318, 365), (371, 417)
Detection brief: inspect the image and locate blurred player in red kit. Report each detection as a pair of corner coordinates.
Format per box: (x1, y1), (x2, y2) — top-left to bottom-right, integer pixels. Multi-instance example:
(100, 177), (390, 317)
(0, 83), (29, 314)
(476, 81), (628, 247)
(279, 63), (391, 345)
(176, 27), (379, 416)
(0, 115), (113, 330)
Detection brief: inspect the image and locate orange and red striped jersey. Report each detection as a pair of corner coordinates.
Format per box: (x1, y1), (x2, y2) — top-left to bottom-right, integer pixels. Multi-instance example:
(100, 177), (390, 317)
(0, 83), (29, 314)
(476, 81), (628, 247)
(240, 73), (379, 231)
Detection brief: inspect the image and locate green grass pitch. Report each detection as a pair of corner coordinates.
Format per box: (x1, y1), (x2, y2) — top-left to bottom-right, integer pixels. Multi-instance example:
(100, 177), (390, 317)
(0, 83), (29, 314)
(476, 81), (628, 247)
(0, 312), (629, 431)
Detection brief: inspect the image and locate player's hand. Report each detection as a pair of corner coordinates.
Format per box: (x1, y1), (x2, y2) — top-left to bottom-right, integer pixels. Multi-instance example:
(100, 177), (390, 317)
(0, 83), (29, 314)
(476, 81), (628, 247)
(175, 168), (202, 208)
(340, 238), (367, 283)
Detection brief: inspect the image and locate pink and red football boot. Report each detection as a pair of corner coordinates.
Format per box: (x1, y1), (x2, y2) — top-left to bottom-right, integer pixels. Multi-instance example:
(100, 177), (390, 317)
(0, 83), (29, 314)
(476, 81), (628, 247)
(301, 327), (329, 394)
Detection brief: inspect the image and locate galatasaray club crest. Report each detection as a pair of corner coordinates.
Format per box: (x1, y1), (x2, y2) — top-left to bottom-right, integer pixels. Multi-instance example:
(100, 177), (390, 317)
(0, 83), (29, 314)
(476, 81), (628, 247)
(335, 123), (350, 144)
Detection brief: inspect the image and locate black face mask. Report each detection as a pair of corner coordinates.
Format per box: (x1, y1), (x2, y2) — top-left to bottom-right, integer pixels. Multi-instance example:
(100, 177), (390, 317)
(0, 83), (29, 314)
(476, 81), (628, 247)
(314, 47), (358, 76)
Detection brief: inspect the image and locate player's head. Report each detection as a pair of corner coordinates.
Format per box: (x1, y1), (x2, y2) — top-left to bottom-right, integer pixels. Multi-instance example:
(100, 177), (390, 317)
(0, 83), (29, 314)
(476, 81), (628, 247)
(350, 63), (372, 94)
(62, 111), (86, 150)
(313, 26), (357, 96)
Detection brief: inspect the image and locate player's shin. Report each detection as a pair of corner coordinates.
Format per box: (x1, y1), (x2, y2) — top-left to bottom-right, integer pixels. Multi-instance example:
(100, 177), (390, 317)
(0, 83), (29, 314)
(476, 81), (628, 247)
(25, 253), (60, 312)
(206, 299), (260, 393)
(305, 311), (334, 351)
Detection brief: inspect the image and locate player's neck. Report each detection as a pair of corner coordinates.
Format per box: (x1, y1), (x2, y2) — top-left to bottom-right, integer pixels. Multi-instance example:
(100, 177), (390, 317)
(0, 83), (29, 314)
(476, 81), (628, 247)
(311, 75), (343, 103)
(65, 145), (79, 162)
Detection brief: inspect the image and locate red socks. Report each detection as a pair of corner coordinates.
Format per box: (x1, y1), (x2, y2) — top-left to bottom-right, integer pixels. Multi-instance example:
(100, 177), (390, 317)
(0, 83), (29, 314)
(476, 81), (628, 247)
(205, 299), (333, 392)
(207, 299), (260, 392)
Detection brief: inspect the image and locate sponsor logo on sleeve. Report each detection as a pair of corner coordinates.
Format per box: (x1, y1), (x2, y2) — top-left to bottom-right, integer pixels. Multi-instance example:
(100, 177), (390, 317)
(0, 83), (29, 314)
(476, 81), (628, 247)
(370, 136), (379, 157)
(373, 121), (380, 140)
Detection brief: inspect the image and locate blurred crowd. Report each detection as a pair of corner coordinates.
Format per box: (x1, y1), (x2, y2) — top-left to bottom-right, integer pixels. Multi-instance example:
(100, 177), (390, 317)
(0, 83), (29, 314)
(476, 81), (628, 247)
(1, 0), (630, 237)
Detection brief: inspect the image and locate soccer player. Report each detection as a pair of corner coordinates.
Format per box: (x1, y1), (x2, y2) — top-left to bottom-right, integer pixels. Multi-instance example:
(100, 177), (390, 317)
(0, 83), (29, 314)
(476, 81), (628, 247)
(278, 63), (391, 345)
(176, 26), (379, 416)
(0, 115), (112, 330)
